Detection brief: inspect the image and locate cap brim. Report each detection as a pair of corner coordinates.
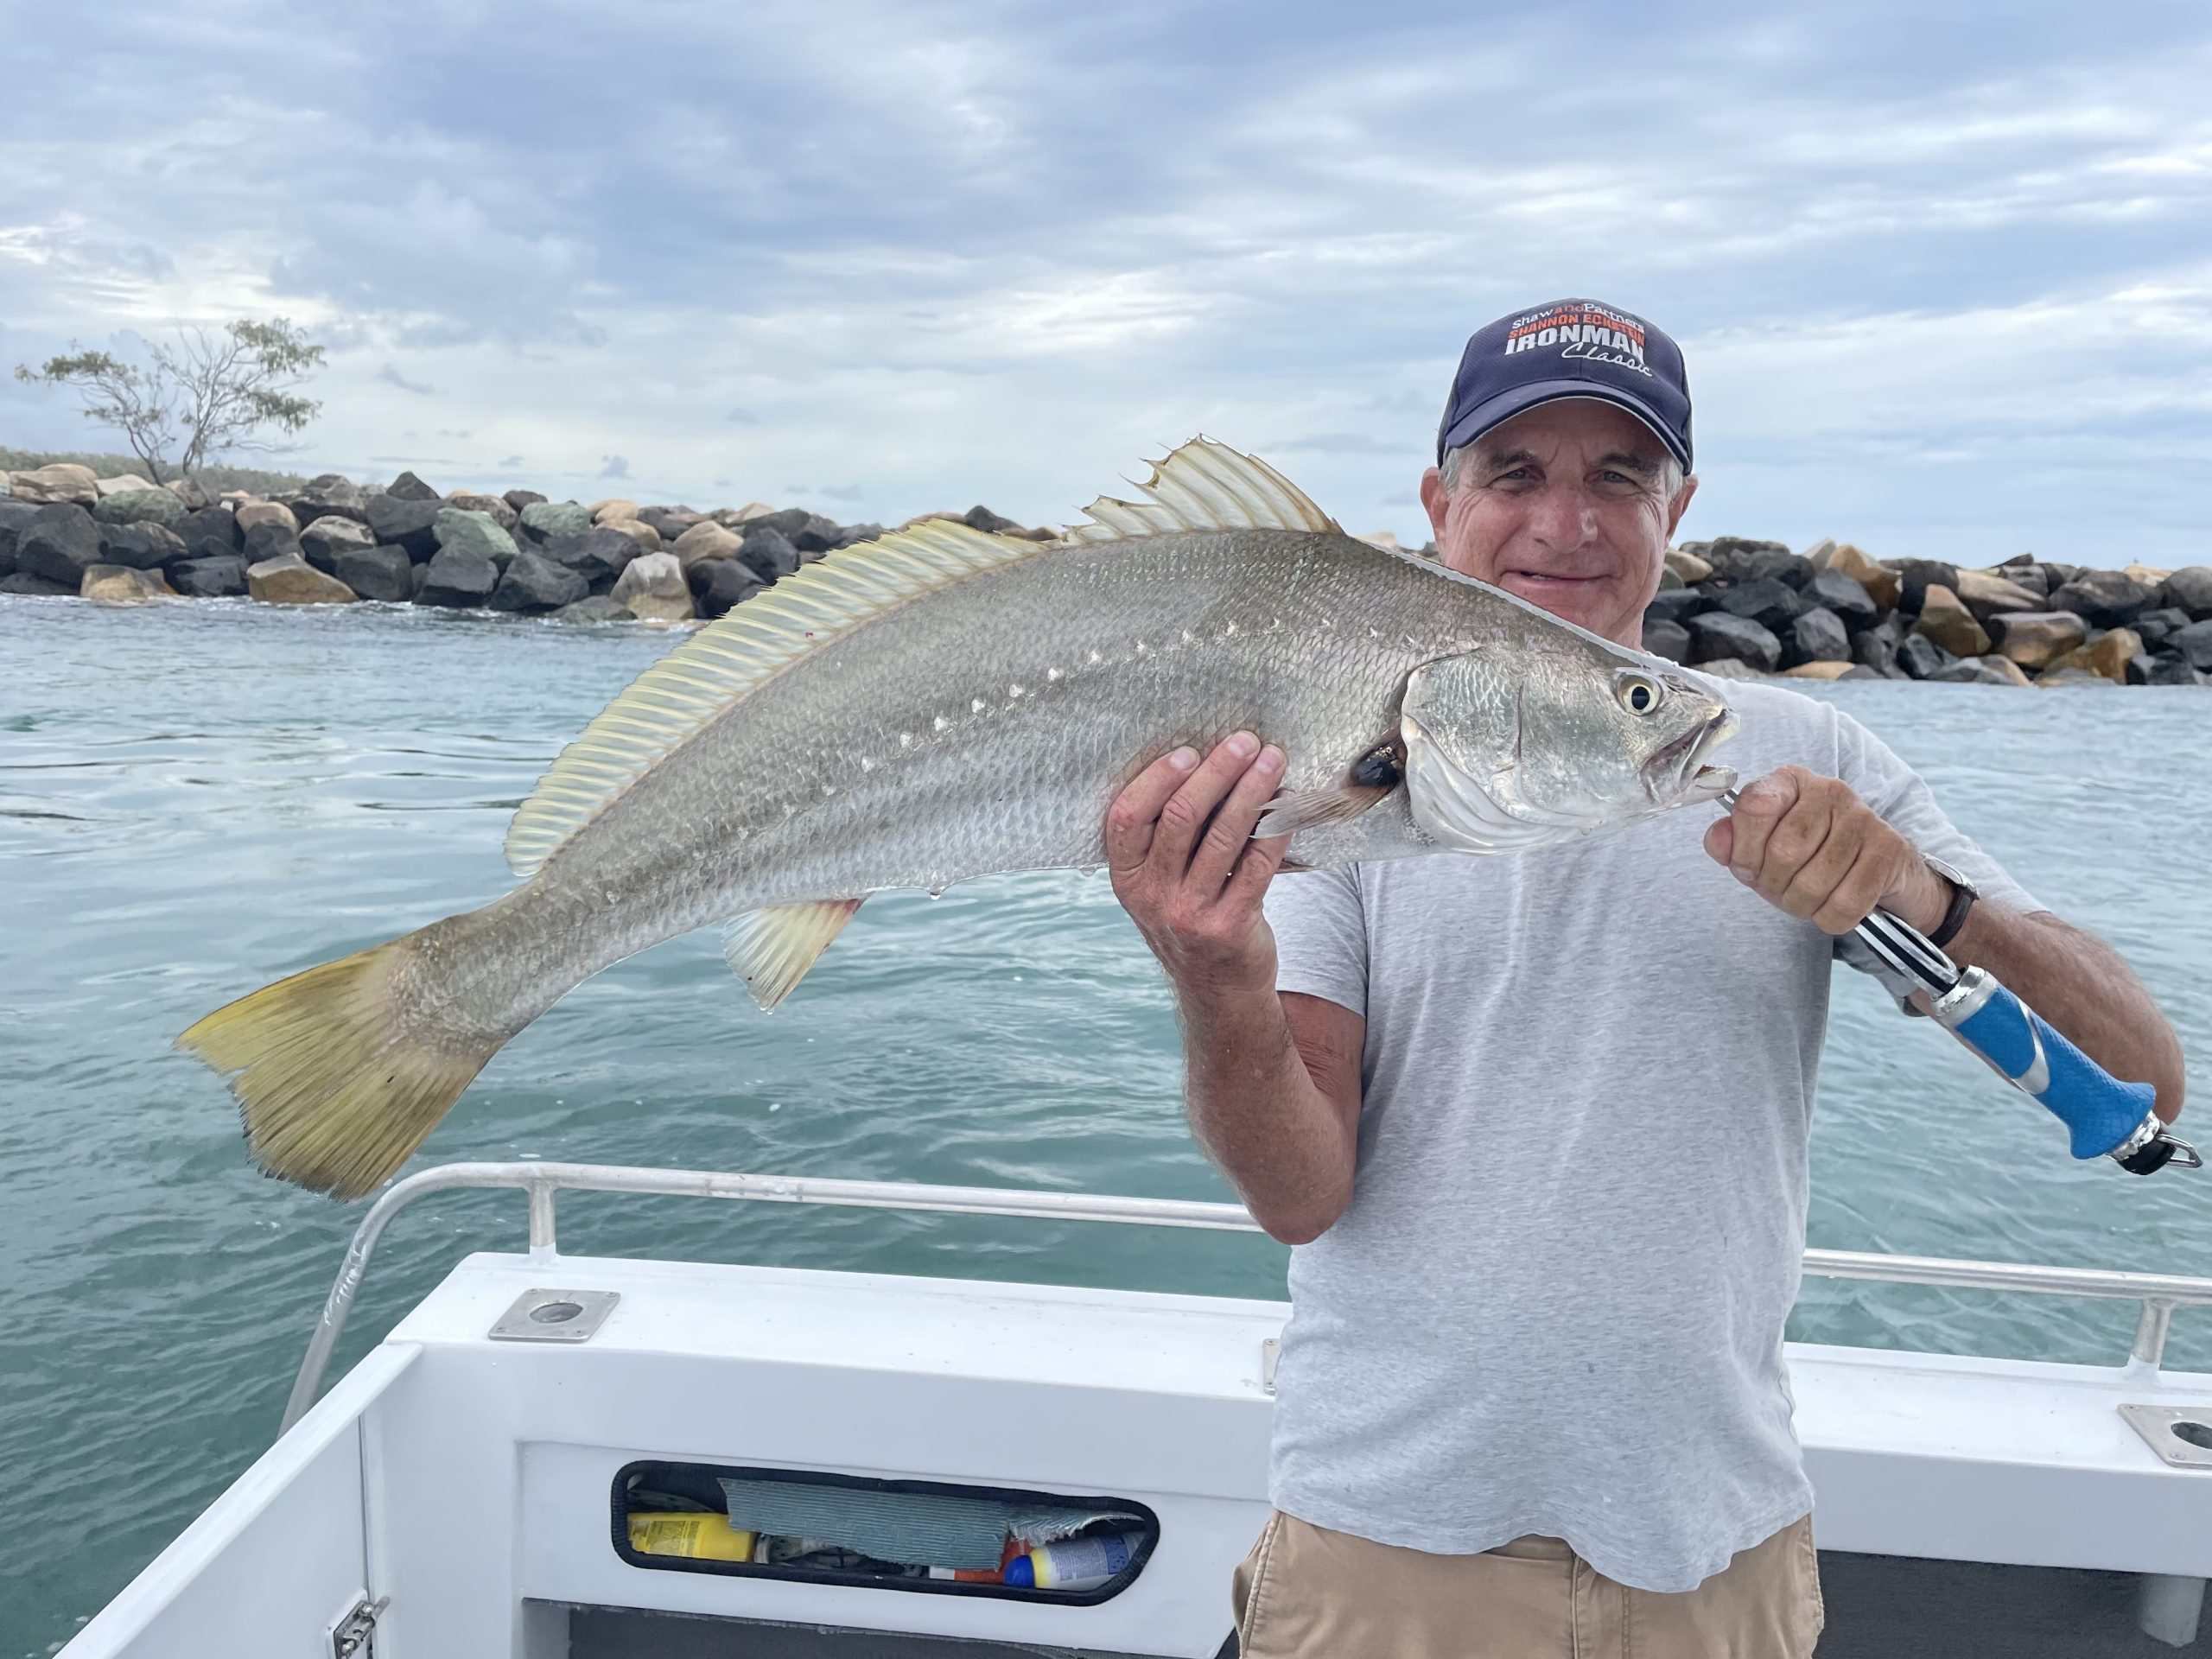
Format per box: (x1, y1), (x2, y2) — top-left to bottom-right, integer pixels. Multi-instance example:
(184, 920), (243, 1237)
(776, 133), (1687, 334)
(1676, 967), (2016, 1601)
(1439, 381), (1691, 471)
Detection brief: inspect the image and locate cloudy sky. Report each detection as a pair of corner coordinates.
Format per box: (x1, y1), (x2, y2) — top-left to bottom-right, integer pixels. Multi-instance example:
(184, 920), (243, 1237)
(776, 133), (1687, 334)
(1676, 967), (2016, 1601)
(3, 1), (2209, 563)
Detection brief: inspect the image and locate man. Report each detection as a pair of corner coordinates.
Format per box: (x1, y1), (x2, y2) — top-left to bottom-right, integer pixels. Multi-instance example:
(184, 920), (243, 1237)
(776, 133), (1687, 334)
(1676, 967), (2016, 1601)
(1105, 299), (2185, 1657)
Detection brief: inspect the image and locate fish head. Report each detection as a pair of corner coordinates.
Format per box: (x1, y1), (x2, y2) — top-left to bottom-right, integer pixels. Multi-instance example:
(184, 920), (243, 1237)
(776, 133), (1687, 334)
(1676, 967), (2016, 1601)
(1399, 639), (1738, 853)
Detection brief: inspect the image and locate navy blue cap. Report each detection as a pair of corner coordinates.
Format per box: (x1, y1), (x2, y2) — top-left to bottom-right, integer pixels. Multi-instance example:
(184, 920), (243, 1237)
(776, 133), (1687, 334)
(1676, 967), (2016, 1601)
(1437, 299), (1692, 472)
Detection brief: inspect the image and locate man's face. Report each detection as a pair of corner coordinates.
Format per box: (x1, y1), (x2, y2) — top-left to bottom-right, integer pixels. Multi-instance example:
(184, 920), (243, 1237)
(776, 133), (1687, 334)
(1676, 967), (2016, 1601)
(1417, 400), (1695, 649)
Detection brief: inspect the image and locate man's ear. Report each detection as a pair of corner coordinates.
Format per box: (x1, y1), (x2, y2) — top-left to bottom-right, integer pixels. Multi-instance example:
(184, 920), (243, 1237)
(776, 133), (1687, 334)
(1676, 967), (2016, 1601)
(1664, 474), (1699, 541)
(1419, 467), (1450, 543)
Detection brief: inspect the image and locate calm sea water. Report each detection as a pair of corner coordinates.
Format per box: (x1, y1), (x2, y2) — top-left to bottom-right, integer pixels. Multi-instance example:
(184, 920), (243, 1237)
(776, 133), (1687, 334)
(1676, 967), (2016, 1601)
(3, 596), (2209, 1652)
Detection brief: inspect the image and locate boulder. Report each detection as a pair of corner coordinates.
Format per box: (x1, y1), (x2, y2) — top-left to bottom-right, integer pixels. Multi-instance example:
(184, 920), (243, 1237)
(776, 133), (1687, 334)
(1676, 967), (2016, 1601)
(1999, 563), (2050, 598)
(247, 551), (357, 605)
(1895, 560), (1958, 613)
(1663, 548), (1713, 584)
(640, 508), (704, 541)
(830, 523), (887, 550)
(1688, 657), (1767, 682)
(179, 504), (241, 558)
(1895, 633), (1954, 680)
(1803, 569), (1878, 631)
(1928, 658), (2019, 685)
(171, 555), (246, 598)
(519, 500), (591, 543)
(2050, 569), (2154, 628)
(1700, 536), (1808, 588)
(1988, 610), (2087, 671)
(299, 514), (378, 572)
(2171, 618), (2212, 671)
(1911, 585), (1989, 658)
(446, 491), (518, 531)
(290, 474), (369, 524)
(2045, 628), (2143, 685)
(96, 522), (185, 571)
(94, 473), (161, 497)
(750, 507), (817, 543)
(671, 520), (743, 569)
(1716, 575), (1807, 633)
(1972, 654), (2034, 688)
(364, 493), (444, 557)
(1644, 588), (1706, 625)
(1952, 569), (2042, 623)
(1787, 607), (1852, 666)
(1780, 661), (1872, 682)
(0, 571), (73, 595)
(242, 520), (304, 566)
(92, 484), (187, 530)
(166, 476), (211, 511)
(2158, 567), (2212, 620)
(10, 463), (100, 505)
(433, 507), (520, 569)
(604, 518), (662, 553)
(1686, 612), (1782, 672)
(2132, 607), (2192, 651)
(609, 550), (693, 621)
(0, 500), (39, 573)
(1799, 537), (1838, 569)
(542, 527), (639, 586)
(487, 550), (588, 613)
(687, 556), (763, 619)
(2145, 653), (2209, 687)
(738, 524), (801, 583)
(502, 489), (548, 512)
(733, 501), (779, 523)
(81, 563), (175, 602)
(415, 545), (499, 607)
(552, 594), (634, 623)
(332, 544), (416, 603)
(589, 497), (640, 524)
(17, 505), (105, 587)
(2037, 666), (2118, 689)
(963, 504), (1021, 536)
(1641, 616), (1692, 662)
(385, 470), (442, 502)
(1853, 616), (1905, 677)
(1827, 543), (1900, 610)
(234, 500), (300, 538)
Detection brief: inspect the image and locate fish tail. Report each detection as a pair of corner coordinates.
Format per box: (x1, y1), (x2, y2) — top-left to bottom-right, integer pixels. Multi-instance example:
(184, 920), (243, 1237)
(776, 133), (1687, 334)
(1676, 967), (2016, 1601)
(177, 928), (502, 1201)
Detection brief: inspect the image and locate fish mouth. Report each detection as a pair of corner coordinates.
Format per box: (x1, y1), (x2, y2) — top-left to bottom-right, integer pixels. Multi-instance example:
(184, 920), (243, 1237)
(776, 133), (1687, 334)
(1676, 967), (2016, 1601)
(1643, 706), (1739, 804)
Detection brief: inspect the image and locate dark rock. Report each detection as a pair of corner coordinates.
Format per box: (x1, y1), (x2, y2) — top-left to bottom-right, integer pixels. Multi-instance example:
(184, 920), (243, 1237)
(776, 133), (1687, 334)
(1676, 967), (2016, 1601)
(447, 492), (518, 531)
(1894, 560), (1958, 613)
(963, 505), (1021, 537)
(299, 515), (378, 573)
(1787, 607), (1852, 667)
(830, 523), (887, 551)
(2158, 566), (2212, 620)
(687, 557), (764, 620)
(415, 546), (499, 607)
(1895, 632), (1955, 680)
(738, 524), (800, 583)
(543, 527), (640, 587)
(487, 550), (588, 613)
(504, 489), (548, 512)
(1701, 536), (1809, 588)
(2000, 563), (2050, 599)
(241, 520), (303, 566)
(171, 556), (247, 598)
(1686, 612), (1782, 672)
(1, 570), (73, 595)
(1641, 617), (1692, 662)
(1717, 575), (1808, 633)
(518, 501), (591, 543)
(639, 508), (705, 541)
(1929, 658), (2018, 685)
(749, 507), (813, 543)
(364, 493), (445, 557)
(2146, 653), (2209, 687)
(1803, 569), (1877, 630)
(2035, 562), (2081, 592)
(1853, 615), (1905, 677)
(180, 504), (241, 558)
(96, 522), (186, 570)
(2176, 619), (2212, 671)
(2125, 651), (2152, 686)
(92, 485), (188, 530)
(0, 499), (41, 565)
(16, 505), (105, 587)
(290, 474), (369, 524)
(1644, 588), (1707, 626)
(792, 513), (842, 556)
(432, 507), (519, 569)
(385, 470), (442, 502)
(332, 545), (416, 602)
(2049, 569), (2154, 629)
(2133, 607), (2193, 652)
(552, 594), (633, 624)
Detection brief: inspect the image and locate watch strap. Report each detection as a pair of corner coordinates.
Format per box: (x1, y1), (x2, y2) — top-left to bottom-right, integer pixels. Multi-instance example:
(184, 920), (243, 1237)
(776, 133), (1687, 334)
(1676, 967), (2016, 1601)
(1925, 868), (1977, 949)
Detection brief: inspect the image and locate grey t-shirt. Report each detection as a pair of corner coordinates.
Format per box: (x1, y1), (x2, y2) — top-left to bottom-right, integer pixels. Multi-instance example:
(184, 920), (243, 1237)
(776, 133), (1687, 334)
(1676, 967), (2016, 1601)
(1261, 680), (2039, 1593)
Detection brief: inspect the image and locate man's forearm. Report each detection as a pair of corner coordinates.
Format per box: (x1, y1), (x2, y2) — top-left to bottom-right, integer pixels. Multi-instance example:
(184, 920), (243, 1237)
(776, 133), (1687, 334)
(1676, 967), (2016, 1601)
(1179, 979), (1358, 1244)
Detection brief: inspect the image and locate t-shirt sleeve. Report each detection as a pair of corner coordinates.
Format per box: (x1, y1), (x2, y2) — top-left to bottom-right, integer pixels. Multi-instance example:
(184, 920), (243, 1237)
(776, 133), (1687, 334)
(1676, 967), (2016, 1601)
(1263, 866), (1370, 1017)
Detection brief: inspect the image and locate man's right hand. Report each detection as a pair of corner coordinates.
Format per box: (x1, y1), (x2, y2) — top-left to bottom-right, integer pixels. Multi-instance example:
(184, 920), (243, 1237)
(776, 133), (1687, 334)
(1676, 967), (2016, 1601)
(1105, 731), (1292, 996)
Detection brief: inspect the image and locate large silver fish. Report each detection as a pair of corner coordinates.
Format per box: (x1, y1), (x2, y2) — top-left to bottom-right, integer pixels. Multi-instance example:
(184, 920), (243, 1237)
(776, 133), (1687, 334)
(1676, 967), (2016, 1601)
(181, 438), (1738, 1198)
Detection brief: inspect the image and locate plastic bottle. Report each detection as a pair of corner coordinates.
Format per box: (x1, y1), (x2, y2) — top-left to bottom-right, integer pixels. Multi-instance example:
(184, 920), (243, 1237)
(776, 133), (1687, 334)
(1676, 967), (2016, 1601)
(626, 1512), (757, 1562)
(1003, 1529), (1146, 1591)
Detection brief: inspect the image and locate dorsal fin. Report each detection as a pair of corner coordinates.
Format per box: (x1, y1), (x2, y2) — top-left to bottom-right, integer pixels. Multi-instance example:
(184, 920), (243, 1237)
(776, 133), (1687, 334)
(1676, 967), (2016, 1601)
(1067, 436), (1340, 542)
(504, 519), (1046, 877)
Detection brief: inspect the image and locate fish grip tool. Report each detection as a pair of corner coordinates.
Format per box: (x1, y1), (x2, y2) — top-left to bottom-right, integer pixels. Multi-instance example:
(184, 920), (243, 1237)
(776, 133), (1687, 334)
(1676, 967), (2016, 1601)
(1715, 789), (2197, 1176)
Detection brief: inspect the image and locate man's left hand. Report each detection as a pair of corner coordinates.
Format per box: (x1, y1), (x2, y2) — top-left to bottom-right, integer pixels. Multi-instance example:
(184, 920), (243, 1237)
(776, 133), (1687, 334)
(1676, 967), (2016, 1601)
(1702, 766), (1949, 938)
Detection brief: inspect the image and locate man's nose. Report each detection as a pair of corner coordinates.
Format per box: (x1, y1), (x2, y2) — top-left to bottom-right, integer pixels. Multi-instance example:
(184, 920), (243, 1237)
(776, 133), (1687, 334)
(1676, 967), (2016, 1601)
(1525, 483), (1599, 550)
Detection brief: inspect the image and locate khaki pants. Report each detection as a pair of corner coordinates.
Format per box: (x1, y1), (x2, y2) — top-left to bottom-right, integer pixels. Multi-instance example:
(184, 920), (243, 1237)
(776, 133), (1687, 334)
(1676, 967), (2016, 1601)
(1232, 1510), (1823, 1658)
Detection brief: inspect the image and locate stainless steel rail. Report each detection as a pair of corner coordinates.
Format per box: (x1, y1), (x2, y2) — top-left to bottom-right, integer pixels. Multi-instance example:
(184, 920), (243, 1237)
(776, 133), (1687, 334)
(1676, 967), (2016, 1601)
(280, 1159), (2212, 1433)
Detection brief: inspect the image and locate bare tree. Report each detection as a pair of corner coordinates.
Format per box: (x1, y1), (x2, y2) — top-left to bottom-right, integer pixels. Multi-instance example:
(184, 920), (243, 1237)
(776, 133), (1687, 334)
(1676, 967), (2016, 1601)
(16, 318), (325, 482)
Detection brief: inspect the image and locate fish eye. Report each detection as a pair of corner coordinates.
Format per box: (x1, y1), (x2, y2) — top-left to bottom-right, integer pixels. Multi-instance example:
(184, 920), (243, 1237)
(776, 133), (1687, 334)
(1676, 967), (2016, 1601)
(1617, 672), (1663, 715)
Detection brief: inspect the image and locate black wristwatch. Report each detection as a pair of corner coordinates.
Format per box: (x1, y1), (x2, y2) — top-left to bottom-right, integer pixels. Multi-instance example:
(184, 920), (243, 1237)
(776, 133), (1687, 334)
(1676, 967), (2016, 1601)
(1923, 855), (1979, 949)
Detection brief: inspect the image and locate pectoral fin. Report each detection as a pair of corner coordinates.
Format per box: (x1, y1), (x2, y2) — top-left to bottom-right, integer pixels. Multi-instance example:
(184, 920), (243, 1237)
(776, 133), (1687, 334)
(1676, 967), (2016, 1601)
(723, 899), (865, 1011)
(1253, 737), (1406, 838)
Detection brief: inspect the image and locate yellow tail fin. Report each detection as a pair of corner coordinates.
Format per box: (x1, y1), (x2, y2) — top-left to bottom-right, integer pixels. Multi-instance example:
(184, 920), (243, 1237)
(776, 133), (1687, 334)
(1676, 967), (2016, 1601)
(177, 938), (496, 1201)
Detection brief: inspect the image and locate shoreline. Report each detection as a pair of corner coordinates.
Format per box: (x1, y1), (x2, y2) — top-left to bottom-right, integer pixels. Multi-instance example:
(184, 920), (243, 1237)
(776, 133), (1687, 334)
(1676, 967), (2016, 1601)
(3, 462), (2208, 687)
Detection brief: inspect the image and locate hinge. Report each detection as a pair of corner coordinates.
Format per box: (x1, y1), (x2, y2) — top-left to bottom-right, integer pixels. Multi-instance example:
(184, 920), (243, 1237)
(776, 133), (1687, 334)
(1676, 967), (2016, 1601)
(333, 1595), (387, 1658)
(1261, 1336), (1280, 1396)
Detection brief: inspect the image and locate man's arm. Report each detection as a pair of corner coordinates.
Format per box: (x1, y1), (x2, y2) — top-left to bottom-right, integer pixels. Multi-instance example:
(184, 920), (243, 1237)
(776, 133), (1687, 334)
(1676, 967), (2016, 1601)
(1709, 766), (2185, 1122)
(1105, 734), (1364, 1243)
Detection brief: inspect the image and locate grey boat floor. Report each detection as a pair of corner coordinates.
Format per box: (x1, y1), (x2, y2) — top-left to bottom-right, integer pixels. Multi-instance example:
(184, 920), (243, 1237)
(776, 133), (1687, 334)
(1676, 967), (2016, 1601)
(555, 1551), (2212, 1656)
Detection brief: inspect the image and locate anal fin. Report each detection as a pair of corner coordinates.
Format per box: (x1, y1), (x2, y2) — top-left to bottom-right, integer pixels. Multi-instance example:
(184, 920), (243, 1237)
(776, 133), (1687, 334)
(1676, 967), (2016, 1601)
(724, 899), (864, 1011)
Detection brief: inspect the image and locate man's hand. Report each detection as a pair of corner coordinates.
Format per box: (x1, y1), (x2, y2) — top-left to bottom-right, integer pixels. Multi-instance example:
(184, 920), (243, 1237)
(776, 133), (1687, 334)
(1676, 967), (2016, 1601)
(1702, 765), (1949, 937)
(1106, 732), (1291, 994)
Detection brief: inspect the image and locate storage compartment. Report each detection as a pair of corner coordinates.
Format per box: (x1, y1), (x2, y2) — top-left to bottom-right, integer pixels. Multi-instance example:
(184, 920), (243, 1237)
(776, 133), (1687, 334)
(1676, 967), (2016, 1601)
(613, 1462), (1160, 1605)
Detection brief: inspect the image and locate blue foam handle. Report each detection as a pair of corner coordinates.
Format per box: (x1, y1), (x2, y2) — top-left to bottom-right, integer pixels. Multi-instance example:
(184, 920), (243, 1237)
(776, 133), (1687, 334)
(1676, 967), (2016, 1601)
(1947, 978), (2157, 1160)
